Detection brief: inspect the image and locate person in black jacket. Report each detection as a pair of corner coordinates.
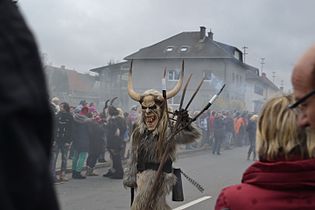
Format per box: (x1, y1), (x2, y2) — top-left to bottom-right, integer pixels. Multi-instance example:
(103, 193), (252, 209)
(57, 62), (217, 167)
(86, 116), (105, 176)
(212, 112), (225, 155)
(0, 0), (59, 209)
(103, 106), (126, 179)
(246, 114), (258, 160)
(51, 102), (73, 182)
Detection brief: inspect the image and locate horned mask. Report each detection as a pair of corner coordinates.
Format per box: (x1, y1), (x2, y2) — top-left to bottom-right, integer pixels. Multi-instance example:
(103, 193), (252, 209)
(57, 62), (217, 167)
(128, 60), (184, 131)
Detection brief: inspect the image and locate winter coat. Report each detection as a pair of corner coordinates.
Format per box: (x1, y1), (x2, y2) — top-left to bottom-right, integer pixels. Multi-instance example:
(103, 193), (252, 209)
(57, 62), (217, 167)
(106, 116), (126, 150)
(54, 111), (73, 145)
(246, 120), (256, 143)
(0, 1), (59, 209)
(72, 114), (91, 152)
(88, 121), (105, 155)
(214, 117), (225, 138)
(224, 116), (234, 133)
(234, 117), (246, 135)
(209, 115), (215, 132)
(215, 158), (315, 210)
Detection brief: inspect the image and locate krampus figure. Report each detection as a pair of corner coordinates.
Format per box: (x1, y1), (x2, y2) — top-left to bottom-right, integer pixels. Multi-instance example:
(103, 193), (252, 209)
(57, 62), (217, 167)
(123, 62), (201, 210)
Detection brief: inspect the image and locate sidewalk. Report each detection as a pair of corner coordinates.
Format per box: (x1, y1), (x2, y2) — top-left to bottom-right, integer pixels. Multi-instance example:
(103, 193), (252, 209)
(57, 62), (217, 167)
(55, 152), (112, 174)
(54, 146), (210, 175)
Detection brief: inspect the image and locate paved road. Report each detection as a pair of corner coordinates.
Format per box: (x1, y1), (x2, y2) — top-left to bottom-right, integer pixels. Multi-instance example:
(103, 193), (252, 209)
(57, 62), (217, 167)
(55, 146), (252, 210)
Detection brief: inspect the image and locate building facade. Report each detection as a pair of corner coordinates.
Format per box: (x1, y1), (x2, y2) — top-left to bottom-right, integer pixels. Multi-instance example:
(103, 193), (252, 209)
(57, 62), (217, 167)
(44, 65), (101, 107)
(91, 26), (280, 113)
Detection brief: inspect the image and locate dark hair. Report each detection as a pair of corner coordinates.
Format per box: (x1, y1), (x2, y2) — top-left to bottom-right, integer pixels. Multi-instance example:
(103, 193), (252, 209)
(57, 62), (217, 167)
(80, 100), (87, 105)
(61, 102), (70, 112)
(108, 106), (119, 116)
(87, 112), (93, 118)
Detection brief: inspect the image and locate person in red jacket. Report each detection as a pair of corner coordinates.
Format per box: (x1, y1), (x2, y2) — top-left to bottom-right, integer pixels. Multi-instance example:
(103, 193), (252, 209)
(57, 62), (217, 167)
(215, 94), (315, 210)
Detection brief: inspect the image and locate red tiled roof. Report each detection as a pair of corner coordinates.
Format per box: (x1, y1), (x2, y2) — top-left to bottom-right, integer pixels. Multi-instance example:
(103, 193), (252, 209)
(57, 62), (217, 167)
(66, 70), (94, 92)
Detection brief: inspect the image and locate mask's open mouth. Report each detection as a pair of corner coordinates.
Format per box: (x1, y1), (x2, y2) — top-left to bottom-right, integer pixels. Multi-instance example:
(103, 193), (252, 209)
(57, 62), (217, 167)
(145, 113), (158, 130)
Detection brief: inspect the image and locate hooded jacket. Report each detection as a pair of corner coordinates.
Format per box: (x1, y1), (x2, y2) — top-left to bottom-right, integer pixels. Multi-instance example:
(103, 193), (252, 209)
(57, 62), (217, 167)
(215, 159), (315, 210)
(72, 113), (91, 152)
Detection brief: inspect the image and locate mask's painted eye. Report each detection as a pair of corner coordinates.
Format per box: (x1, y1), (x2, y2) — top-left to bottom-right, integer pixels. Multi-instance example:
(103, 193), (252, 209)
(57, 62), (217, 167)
(142, 105), (157, 110)
(149, 105), (157, 110)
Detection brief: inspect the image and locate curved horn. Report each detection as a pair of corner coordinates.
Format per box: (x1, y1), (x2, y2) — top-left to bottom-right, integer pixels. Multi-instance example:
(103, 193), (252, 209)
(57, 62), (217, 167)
(104, 99), (110, 109)
(166, 60), (184, 99)
(110, 97), (118, 105)
(128, 60), (141, 101)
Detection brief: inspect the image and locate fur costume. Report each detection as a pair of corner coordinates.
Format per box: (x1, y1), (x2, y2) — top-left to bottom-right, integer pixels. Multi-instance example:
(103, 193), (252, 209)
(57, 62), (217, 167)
(124, 63), (201, 210)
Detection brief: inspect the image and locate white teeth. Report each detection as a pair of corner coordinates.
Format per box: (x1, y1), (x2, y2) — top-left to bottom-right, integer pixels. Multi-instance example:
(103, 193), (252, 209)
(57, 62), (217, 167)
(146, 114), (156, 124)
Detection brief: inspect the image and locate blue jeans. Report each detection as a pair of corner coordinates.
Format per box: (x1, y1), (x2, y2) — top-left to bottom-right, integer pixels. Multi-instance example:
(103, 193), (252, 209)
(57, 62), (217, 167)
(225, 132), (233, 147)
(51, 143), (69, 177)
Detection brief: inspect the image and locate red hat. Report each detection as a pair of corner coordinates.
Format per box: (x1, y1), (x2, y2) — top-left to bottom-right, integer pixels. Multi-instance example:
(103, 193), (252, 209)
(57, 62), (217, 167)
(80, 106), (89, 116)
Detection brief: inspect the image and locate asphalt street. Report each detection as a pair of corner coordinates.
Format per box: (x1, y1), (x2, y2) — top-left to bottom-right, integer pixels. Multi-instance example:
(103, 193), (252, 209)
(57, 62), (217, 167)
(55, 146), (252, 210)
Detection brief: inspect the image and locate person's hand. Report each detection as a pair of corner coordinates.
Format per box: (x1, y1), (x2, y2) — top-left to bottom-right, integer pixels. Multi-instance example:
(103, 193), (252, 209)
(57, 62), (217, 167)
(181, 110), (190, 122)
(175, 109), (191, 126)
(123, 176), (137, 189)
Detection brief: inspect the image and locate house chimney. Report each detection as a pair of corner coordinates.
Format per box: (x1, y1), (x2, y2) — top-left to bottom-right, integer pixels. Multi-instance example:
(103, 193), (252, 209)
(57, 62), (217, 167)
(208, 30), (214, 40)
(200, 26), (206, 40)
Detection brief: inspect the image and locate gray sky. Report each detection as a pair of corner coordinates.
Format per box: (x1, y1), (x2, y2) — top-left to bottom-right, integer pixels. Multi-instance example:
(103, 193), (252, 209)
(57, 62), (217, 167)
(19, 0), (315, 91)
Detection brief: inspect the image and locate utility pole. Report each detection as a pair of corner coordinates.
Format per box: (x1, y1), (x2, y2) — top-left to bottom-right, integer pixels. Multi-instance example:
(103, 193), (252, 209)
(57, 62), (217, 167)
(272, 71), (276, 83)
(242, 46), (248, 63)
(260, 58), (265, 74)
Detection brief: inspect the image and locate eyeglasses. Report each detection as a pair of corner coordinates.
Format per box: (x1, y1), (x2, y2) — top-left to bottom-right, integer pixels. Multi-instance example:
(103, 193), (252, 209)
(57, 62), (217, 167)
(288, 89), (315, 113)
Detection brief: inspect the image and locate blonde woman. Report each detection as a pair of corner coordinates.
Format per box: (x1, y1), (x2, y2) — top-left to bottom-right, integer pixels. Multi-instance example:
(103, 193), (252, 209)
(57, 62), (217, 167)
(215, 94), (315, 210)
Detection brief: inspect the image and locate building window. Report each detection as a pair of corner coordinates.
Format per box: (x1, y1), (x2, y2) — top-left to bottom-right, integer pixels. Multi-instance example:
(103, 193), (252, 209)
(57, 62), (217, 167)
(232, 73), (235, 82)
(166, 46), (174, 52)
(168, 70), (180, 81)
(254, 84), (264, 96)
(178, 45), (190, 53)
(254, 100), (264, 113)
(180, 45), (190, 52)
(180, 47), (188, 52)
(234, 50), (241, 61)
(168, 95), (180, 106)
(120, 64), (129, 71)
(203, 71), (212, 81)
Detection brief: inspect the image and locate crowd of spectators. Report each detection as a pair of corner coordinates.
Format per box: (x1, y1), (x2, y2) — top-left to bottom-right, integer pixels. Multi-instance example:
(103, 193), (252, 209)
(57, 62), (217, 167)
(50, 98), (136, 182)
(50, 95), (261, 184)
(193, 110), (259, 158)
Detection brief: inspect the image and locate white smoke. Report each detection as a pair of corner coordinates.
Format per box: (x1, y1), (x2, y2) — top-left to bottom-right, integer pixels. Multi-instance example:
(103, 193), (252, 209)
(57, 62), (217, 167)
(208, 73), (225, 91)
